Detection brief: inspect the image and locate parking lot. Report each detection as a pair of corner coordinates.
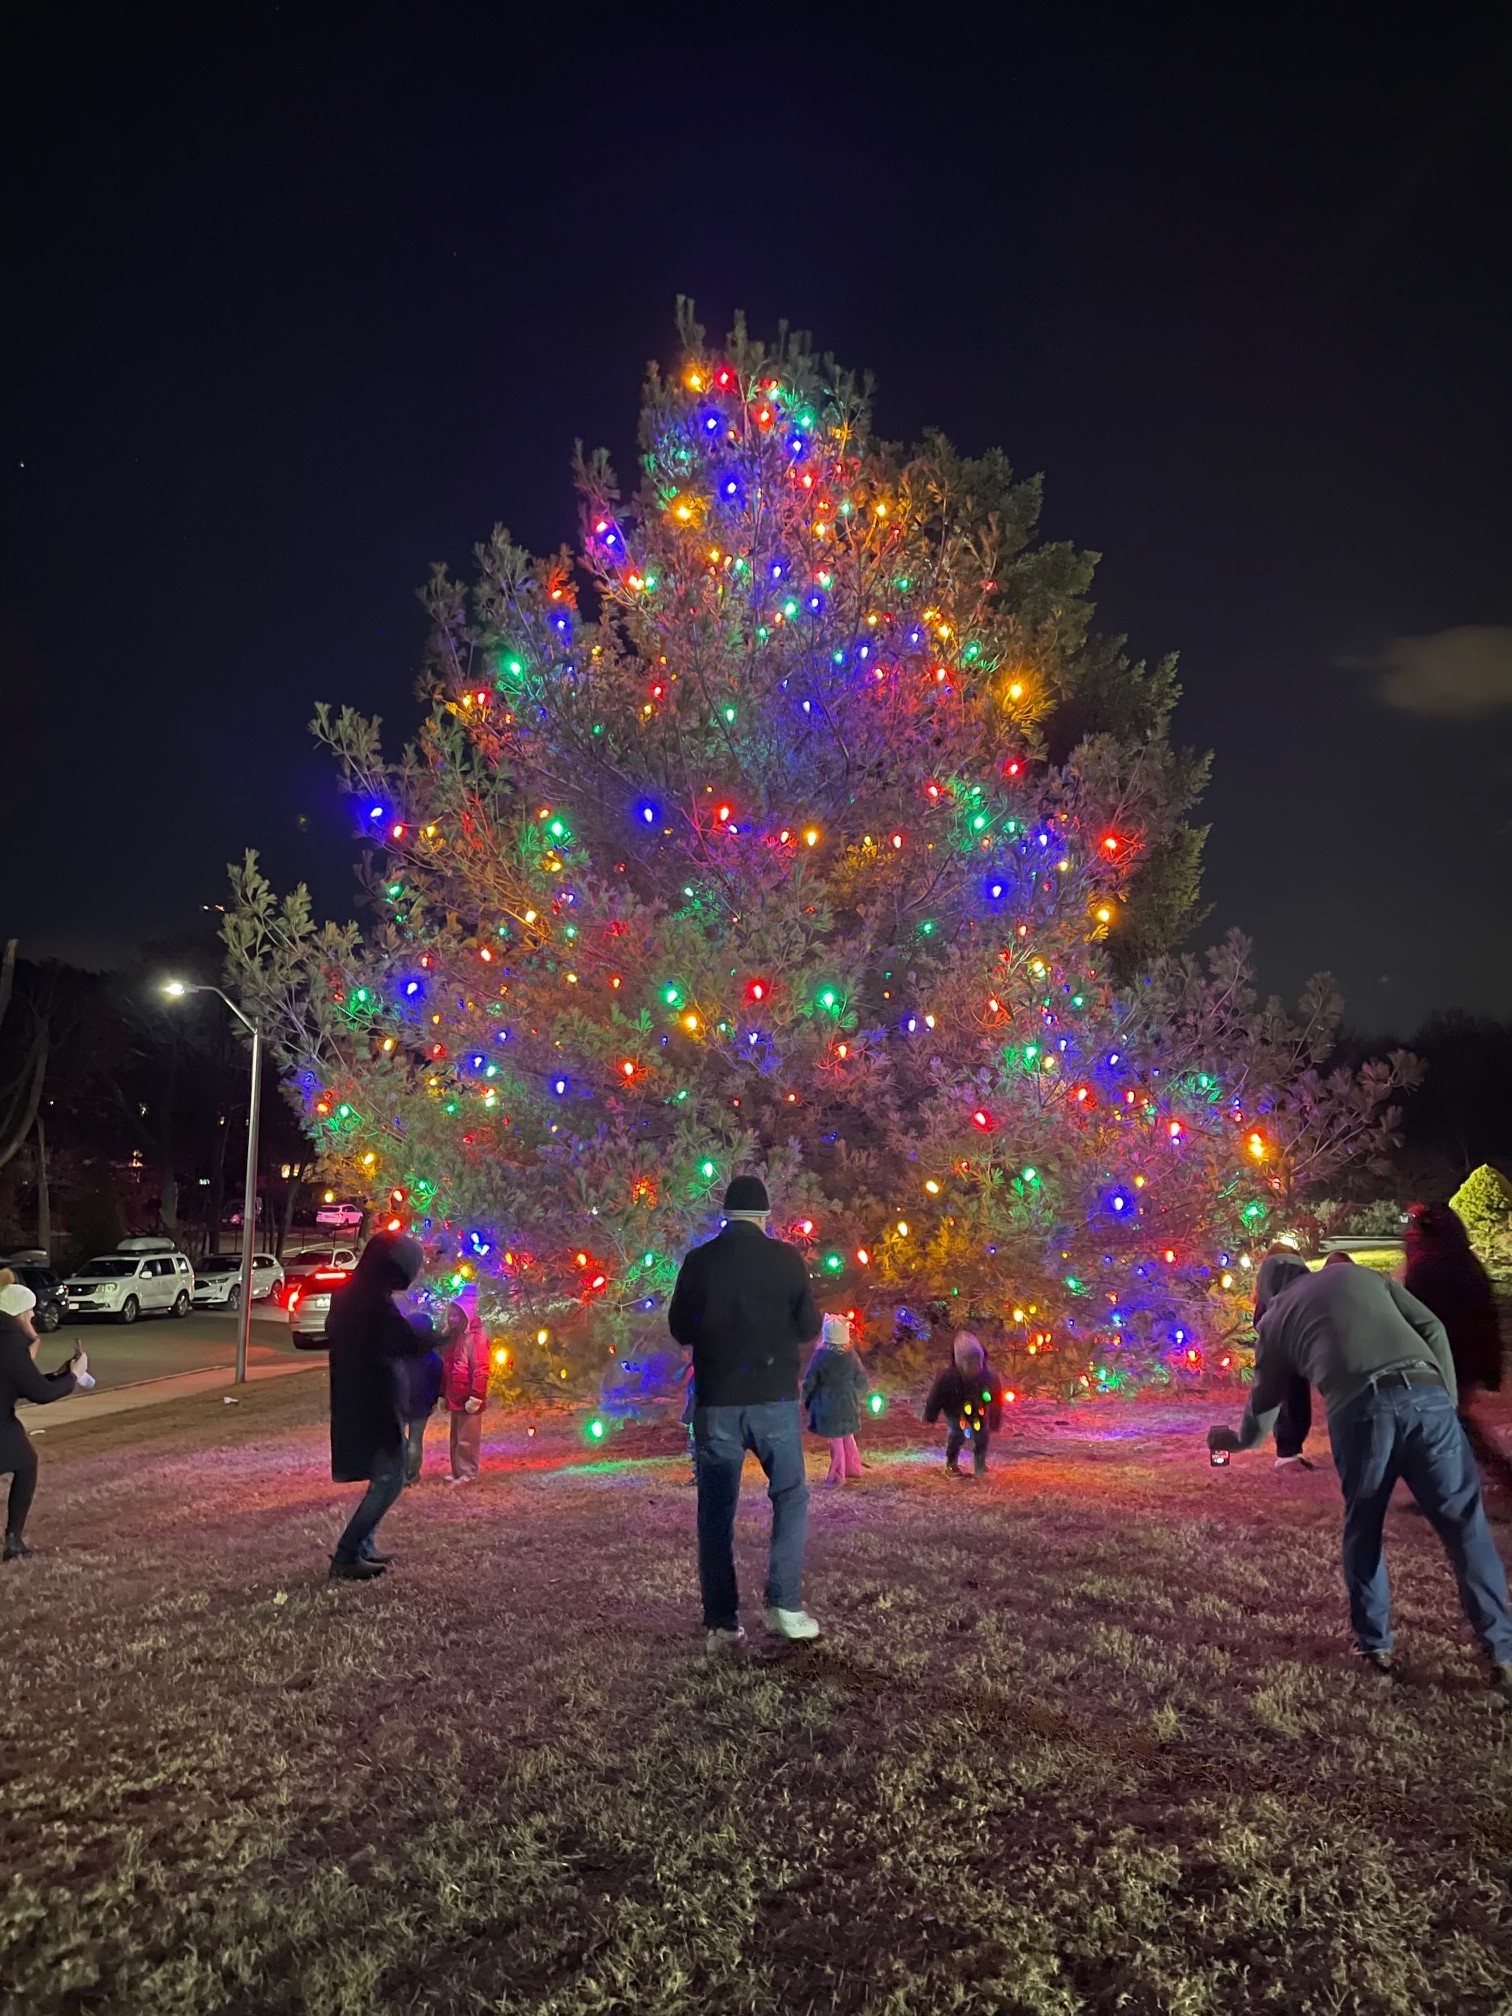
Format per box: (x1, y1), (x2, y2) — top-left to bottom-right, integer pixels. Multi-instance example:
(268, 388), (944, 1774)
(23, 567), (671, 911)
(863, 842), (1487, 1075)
(45, 1305), (312, 1393)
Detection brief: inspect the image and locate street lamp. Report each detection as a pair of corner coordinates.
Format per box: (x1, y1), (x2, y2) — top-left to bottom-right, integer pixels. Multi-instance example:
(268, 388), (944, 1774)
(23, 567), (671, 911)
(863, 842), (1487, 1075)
(162, 980), (263, 1384)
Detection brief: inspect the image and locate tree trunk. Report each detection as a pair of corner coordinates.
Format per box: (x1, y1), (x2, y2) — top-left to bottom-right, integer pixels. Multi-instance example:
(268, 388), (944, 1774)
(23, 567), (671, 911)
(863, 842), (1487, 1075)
(0, 1027), (48, 1170)
(279, 1171), (304, 1258)
(34, 1113), (50, 1258)
(156, 1046), (179, 1234)
(207, 1111), (231, 1256)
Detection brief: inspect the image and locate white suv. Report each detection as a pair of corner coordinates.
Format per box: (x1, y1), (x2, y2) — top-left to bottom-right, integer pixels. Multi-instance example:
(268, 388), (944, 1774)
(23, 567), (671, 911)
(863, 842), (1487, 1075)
(192, 1253), (284, 1308)
(64, 1241), (195, 1324)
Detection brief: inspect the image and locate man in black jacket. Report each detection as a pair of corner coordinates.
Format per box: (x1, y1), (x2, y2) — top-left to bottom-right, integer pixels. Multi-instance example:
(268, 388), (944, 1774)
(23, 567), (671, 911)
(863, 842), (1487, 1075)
(668, 1176), (823, 1649)
(1, 1279), (94, 1560)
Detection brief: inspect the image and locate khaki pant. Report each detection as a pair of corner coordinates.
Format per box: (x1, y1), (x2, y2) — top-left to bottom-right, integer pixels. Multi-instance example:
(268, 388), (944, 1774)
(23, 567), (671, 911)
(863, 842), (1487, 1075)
(450, 1409), (483, 1480)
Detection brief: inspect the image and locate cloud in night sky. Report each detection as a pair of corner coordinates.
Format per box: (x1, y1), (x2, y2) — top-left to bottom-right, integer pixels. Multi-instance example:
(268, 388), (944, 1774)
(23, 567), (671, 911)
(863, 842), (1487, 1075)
(1349, 626), (1512, 718)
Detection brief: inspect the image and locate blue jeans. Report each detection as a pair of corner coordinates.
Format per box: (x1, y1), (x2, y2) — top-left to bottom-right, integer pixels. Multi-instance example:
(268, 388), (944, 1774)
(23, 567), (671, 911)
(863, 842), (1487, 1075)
(404, 1413), (429, 1485)
(334, 1446), (405, 1564)
(694, 1401), (809, 1628)
(1328, 1376), (1512, 1662)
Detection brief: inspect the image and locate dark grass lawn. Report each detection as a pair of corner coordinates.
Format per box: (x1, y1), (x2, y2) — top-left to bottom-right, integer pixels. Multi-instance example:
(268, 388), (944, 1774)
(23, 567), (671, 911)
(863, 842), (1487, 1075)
(5, 1384), (1512, 2016)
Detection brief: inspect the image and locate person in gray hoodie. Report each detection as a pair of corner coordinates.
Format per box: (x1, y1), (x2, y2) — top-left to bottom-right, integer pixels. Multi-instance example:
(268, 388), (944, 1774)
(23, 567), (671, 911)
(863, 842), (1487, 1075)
(1209, 1261), (1512, 1695)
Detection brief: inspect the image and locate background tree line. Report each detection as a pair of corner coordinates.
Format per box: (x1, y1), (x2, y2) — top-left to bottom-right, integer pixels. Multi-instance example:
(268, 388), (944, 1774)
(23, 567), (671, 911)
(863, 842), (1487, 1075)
(0, 934), (309, 1266)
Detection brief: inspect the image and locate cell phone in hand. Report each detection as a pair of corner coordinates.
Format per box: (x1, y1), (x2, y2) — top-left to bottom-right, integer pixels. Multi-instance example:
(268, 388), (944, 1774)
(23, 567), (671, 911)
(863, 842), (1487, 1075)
(1210, 1449), (1231, 1467)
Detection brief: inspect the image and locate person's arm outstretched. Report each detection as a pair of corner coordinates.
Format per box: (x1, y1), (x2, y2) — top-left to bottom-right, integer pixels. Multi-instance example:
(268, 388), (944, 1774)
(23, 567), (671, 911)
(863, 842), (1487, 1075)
(790, 1262), (821, 1347)
(1211, 1318), (1290, 1454)
(668, 1257), (703, 1346)
(2, 1334), (78, 1405)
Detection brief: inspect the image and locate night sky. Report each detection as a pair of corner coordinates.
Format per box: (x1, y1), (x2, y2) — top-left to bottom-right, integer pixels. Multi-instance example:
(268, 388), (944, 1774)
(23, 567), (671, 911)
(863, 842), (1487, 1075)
(6, 6), (1510, 1031)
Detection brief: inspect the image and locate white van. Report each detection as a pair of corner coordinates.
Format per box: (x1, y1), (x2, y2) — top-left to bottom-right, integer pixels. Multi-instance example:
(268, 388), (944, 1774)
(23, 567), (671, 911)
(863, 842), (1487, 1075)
(63, 1239), (196, 1324)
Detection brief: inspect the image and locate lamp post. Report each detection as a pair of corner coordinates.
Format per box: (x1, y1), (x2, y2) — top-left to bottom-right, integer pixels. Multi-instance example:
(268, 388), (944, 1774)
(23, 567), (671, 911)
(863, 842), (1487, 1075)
(163, 981), (263, 1384)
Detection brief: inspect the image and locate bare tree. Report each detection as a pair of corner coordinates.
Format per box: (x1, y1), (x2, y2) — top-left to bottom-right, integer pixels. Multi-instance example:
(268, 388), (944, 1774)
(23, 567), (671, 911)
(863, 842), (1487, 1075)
(0, 941), (49, 1173)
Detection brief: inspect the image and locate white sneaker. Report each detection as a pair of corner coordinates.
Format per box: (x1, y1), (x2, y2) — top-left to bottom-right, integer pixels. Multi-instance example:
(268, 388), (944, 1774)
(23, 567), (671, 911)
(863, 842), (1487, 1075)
(705, 1626), (747, 1654)
(1274, 1455), (1314, 1472)
(764, 1605), (821, 1642)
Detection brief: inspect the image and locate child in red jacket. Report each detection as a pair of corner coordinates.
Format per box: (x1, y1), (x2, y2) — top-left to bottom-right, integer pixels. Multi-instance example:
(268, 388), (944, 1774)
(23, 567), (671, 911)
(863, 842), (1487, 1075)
(440, 1299), (490, 1483)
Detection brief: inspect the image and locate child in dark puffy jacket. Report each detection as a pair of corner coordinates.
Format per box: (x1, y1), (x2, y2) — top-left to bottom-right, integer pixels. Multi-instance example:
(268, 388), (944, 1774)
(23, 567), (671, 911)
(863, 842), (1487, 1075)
(923, 1331), (1002, 1477)
(802, 1313), (869, 1485)
(440, 1299), (490, 1483)
(403, 1327), (445, 1483)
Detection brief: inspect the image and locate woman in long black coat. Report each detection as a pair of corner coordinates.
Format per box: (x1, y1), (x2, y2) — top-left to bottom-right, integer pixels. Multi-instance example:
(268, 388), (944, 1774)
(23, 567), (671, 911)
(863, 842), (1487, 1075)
(0, 1280), (91, 1560)
(326, 1233), (427, 1580)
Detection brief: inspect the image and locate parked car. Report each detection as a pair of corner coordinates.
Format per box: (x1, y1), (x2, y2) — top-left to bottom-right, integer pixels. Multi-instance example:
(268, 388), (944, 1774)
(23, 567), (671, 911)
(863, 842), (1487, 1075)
(271, 1248), (359, 1307)
(315, 1201), (364, 1229)
(192, 1252), (285, 1309)
(0, 1251), (67, 1333)
(288, 1267), (352, 1347)
(64, 1239), (195, 1324)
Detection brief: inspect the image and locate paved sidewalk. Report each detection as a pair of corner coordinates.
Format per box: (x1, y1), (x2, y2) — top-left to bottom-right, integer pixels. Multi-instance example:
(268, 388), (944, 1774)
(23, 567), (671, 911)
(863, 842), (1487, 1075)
(23, 1350), (323, 1431)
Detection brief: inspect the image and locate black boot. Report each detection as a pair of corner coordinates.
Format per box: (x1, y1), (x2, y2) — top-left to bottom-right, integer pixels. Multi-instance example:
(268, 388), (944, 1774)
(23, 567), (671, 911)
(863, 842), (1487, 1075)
(3, 1532), (33, 1561)
(361, 1547), (397, 1566)
(329, 1556), (386, 1581)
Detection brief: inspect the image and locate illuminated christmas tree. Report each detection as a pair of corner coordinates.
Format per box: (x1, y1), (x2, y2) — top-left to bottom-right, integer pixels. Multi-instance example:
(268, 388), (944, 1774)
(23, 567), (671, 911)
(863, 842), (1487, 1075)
(227, 307), (1413, 1395)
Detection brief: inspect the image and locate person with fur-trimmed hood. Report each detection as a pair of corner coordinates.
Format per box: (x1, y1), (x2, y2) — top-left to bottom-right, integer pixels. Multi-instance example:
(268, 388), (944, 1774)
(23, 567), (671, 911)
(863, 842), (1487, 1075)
(924, 1331), (1002, 1477)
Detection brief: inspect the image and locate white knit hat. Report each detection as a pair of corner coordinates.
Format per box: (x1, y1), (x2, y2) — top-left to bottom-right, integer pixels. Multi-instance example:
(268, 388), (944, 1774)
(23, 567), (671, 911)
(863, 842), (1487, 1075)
(821, 1312), (851, 1347)
(0, 1282), (37, 1317)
